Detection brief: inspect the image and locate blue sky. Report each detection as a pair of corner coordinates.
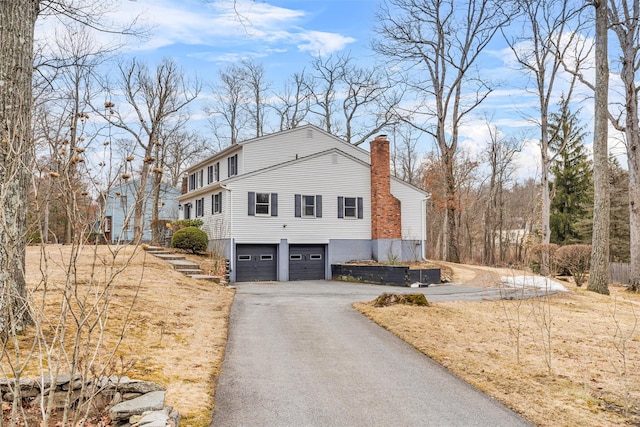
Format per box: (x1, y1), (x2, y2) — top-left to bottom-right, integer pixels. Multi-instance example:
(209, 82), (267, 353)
(35, 0), (628, 181)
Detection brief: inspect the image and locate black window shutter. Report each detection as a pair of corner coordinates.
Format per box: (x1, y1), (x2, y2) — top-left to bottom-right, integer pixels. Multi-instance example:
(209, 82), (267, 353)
(357, 197), (363, 219)
(219, 192), (223, 213)
(228, 157), (231, 177)
(211, 194), (215, 214)
(248, 192), (255, 216)
(295, 194), (301, 217)
(338, 196), (344, 218)
(271, 193), (278, 216)
(316, 195), (322, 218)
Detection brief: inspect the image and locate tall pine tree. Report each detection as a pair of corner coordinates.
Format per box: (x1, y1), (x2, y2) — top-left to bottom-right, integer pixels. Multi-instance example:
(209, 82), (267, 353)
(549, 101), (592, 245)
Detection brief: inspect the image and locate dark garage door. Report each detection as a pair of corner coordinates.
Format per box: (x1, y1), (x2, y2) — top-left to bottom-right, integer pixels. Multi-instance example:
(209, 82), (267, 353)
(235, 244), (278, 282)
(289, 245), (326, 281)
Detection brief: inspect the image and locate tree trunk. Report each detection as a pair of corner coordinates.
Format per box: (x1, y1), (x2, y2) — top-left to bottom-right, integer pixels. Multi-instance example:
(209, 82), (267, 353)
(0, 0), (39, 332)
(588, 0), (610, 295)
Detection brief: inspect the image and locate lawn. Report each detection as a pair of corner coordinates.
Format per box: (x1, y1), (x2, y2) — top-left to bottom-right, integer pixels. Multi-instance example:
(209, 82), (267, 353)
(356, 263), (640, 427)
(18, 244), (234, 427)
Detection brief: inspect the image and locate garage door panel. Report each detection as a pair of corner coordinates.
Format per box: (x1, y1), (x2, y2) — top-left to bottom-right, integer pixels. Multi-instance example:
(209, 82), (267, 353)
(289, 245), (326, 281)
(236, 245), (277, 282)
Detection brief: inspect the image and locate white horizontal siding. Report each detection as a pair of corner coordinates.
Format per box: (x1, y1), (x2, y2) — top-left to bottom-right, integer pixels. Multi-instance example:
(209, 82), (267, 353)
(242, 126), (369, 173)
(200, 190), (231, 239)
(391, 178), (427, 240)
(229, 151), (371, 243)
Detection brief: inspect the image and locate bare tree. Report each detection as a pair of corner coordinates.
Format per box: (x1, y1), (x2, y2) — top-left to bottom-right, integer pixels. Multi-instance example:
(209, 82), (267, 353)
(504, 0), (589, 274)
(482, 123), (520, 265)
(240, 59), (271, 138)
(99, 58), (199, 243)
(607, 0), (640, 291)
(308, 53), (349, 135)
(163, 130), (212, 187)
(207, 64), (248, 146)
(391, 124), (423, 186)
(0, 1), (40, 333)
(588, 0), (610, 294)
(374, 0), (512, 262)
(272, 70), (313, 131)
(342, 65), (401, 146)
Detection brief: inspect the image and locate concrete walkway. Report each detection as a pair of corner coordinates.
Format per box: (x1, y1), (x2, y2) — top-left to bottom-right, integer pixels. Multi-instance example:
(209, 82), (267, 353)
(212, 281), (532, 427)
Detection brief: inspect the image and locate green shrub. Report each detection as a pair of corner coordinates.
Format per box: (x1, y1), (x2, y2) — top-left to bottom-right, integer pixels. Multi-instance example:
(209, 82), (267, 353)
(171, 226), (208, 254)
(170, 219), (204, 232)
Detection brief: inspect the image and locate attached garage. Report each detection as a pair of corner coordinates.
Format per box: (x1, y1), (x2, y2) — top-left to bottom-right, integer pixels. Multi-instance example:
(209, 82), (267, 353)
(289, 244), (326, 281)
(235, 244), (278, 282)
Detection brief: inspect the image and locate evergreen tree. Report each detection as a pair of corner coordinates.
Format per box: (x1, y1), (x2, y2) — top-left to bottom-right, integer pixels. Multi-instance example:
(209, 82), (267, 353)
(609, 158), (630, 262)
(549, 101), (592, 245)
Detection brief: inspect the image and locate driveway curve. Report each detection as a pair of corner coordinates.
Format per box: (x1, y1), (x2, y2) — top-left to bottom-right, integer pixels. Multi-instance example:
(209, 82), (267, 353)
(212, 281), (532, 427)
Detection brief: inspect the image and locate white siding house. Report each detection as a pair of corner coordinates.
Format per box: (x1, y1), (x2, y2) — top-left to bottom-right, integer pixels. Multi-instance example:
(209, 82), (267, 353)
(177, 125), (429, 282)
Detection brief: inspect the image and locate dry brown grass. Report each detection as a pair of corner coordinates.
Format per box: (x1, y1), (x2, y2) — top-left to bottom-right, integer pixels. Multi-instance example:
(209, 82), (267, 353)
(22, 244), (234, 427)
(356, 264), (640, 427)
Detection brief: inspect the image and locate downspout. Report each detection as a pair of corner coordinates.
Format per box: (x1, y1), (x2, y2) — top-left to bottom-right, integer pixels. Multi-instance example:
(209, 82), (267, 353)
(422, 195), (430, 261)
(220, 183), (233, 281)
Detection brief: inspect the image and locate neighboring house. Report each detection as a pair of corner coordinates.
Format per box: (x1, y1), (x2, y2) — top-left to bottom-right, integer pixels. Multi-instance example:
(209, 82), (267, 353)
(100, 181), (180, 243)
(177, 125), (429, 282)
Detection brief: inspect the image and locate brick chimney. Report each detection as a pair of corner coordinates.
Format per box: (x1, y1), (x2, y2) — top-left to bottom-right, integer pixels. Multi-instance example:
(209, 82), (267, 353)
(181, 176), (188, 195)
(370, 134), (401, 240)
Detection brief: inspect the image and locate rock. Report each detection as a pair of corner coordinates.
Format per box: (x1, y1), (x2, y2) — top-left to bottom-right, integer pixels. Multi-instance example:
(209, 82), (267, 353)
(132, 411), (169, 427)
(168, 410), (180, 427)
(123, 392), (144, 400)
(109, 391), (165, 421)
(118, 380), (165, 395)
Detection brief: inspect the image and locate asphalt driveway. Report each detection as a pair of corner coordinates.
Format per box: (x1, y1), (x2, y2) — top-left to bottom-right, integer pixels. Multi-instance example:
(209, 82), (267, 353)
(212, 281), (532, 427)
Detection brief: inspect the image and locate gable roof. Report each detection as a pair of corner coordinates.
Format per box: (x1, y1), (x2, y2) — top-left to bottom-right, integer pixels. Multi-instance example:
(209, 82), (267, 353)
(178, 147), (428, 200)
(185, 124), (369, 173)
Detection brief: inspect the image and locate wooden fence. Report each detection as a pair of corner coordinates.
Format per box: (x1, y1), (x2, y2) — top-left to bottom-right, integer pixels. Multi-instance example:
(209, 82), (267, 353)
(610, 262), (631, 285)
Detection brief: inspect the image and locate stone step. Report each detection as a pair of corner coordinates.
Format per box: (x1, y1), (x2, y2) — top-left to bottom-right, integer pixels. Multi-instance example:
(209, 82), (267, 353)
(143, 246), (167, 252)
(188, 275), (222, 283)
(166, 260), (201, 271)
(178, 269), (204, 275)
(153, 254), (186, 261)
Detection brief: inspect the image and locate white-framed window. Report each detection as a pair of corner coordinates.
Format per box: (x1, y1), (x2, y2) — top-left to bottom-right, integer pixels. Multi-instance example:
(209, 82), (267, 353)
(212, 192), (222, 214)
(338, 196), (363, 219)
(344, 197), (356, 218)
(248, 192), (278, 216)
(195, 198), (204, 217)
(120, 195), (128, 209)
(228, 154), (238, 177)
(294, 194), (322, 218)
(197, 170), (204, 187)
(255, 193), (270, 215)
(189, 173), (196, 190)
(207, 165), (214, 184)
(215, 162), (220, 181)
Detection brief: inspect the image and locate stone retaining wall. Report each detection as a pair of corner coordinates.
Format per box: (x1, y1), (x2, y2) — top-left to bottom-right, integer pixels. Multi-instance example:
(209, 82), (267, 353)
(332, 264), (441, 286)
(0, 375), (179, 426)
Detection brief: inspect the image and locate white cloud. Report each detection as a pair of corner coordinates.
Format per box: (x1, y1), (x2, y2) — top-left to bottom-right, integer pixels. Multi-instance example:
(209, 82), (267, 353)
(64, 0), (356, 57)
(296, 30), (357, 56)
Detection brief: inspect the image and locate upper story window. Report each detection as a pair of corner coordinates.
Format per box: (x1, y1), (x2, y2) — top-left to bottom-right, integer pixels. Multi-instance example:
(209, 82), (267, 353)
(228, 154), (238, 177)
(120, 195), (127, 209)
(338, 196), (363, 219)
(189, 170), (204, 190)
(295, 194), (322, 218)
(248, 192), (278, 217)
(207, 162), (220, 184)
